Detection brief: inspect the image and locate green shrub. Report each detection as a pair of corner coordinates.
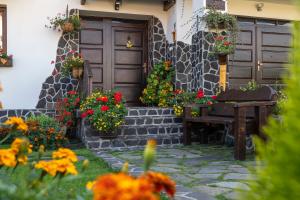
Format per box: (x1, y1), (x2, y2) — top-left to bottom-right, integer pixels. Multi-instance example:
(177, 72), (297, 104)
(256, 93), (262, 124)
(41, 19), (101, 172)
(140, 61), (175, 107)
(243, 21), (300, 200)
(25, 115), (66, 151)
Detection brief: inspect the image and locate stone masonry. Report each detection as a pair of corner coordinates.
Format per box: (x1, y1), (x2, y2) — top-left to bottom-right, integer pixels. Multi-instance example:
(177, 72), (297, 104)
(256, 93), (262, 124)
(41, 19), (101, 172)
(79, 107), (183, 150)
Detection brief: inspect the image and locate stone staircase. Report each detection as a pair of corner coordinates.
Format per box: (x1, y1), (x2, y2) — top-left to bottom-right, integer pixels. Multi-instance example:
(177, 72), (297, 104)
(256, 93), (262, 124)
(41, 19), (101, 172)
(79, 107), (183, 150)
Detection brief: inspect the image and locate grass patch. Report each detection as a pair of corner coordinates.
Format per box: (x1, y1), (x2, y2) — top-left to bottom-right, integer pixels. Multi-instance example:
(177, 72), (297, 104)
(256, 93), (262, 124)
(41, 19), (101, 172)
(0, 148), (113, 199)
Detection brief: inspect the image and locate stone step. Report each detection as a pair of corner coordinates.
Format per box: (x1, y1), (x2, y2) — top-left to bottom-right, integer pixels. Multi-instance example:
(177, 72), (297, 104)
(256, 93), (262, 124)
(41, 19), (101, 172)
(126, 107), (174, 117)
(124, 116), (182, 126)
(119, 124), (183, 136)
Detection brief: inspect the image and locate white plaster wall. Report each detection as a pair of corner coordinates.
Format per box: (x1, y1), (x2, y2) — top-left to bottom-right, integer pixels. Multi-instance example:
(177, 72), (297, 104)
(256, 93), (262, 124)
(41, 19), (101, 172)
(176, 0), (194, 44)
(166, 4), (176, 42)
(0, 0), (169, 109)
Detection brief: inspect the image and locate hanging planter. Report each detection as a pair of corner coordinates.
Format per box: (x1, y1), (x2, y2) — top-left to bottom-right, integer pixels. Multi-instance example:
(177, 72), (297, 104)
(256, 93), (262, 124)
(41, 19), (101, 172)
(46, 9), (80, 33)
(71, 67), (83, 79)
(0, 53), (13, 67)
(62, 50), (84, 79)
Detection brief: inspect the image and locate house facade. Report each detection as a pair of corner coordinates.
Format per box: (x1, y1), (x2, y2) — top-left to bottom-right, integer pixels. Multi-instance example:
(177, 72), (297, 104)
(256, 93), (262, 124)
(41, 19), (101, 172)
(0, 0), (299, 110)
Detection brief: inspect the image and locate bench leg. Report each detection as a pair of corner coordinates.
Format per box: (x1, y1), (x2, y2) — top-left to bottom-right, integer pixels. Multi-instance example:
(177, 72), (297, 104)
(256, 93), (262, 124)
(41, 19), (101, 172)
(234, 107), (246, 161)
(255, 106), (268, 141)
(183, 121), (192, 145)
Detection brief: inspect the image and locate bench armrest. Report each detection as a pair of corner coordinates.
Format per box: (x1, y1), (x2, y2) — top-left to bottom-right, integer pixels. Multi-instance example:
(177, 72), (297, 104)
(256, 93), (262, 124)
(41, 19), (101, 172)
(233, 101), (276, 108)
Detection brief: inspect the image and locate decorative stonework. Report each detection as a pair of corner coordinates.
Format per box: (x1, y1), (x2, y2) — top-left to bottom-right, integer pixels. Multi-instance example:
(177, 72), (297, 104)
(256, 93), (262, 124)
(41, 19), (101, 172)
(36, 33), (80, 109)
(0, 109), (56, 123)
(149, 17), (167, 68)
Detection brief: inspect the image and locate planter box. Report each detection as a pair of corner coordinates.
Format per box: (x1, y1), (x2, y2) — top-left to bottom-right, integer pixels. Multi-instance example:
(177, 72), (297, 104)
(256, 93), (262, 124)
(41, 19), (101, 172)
(0, 57), (13, 67)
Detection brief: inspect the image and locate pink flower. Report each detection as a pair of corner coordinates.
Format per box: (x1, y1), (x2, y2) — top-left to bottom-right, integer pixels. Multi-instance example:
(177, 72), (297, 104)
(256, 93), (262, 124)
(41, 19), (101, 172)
(51, 60), (55, 64)
(81, 112), (88, 118)
(212, 95), (217, 100)
(70, 50), (76, 54)
(67, 91), (77, 95)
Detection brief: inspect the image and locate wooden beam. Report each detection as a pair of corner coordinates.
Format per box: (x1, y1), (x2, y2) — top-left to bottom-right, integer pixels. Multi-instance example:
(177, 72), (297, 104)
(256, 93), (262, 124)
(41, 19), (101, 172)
(163, 0), (176, 11)
(81, 0), (86, 5)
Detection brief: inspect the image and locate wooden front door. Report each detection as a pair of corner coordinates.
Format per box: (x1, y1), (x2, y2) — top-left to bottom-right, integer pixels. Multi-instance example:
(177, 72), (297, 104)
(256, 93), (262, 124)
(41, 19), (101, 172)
(228, 18), (292, 88)
(80, 18), (147, 106)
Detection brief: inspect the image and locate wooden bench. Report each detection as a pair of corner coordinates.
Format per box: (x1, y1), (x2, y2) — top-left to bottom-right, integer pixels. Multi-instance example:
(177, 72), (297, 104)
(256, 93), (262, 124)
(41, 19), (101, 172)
(183, 86), (277, 160)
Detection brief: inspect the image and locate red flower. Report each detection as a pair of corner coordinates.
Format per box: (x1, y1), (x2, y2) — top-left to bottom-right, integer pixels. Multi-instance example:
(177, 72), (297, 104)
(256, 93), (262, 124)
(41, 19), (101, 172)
(81, 112), (88, 118)
(75, 97), (80, 104)
(223, 41), (231, 46)
(67, 120), (73, 127)
(96, 97), (102, 101)
(101, 96), (109, 103)
(101, 105), (109, 112)
(207, 101), (213, 105)
(174, 89), (183, 95)
(68, 91), (77, 95)
(196, 89), (204, 99)
(212, 95), (217, 100)
(63, 98), (69, 103)
(215, 36), (224, 41)
(114, 92), (122, 103)
(86, 109), (94, 115)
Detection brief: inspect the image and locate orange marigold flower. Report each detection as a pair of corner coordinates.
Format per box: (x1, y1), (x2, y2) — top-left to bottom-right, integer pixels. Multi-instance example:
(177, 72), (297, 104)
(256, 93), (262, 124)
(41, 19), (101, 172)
(0, 149), (16, 167)
(35, 159), (78, 176)
(52, 148), (78, 162)
(10, 138), (32, 155)
(92, 173), (158, 200)
(4, 117), (28, 132)
(141, 171), (176, 198)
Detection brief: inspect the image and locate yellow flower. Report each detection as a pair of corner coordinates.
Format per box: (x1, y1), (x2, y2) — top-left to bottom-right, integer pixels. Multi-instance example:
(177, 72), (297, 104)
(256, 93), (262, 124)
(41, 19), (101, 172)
(86, 181), (96, 190)
(121, 162), (129, 173)
(4, 117), (28, 132)
(52, 148), (78, 162)
(35, 159), (78, 176)
(11, 138), (32, 155)
(0, 149), (16, 167)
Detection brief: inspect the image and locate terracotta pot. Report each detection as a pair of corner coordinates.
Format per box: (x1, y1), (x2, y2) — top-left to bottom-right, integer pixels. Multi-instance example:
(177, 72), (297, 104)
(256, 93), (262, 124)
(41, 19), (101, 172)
(0, 58), (8, 64)
(61, 22), (74, 33)
(72, 67), (83, 79)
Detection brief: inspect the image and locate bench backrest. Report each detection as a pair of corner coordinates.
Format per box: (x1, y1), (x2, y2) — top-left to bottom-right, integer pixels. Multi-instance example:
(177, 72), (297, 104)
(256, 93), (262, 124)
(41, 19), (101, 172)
(209, 86), (277, 117)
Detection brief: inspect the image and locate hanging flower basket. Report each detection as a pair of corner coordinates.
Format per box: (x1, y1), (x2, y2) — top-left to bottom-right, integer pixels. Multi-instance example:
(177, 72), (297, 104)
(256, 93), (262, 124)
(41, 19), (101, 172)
(61, 22), (75, 33)
(0, 53), (13, 67)
(72, 67), (83, 79)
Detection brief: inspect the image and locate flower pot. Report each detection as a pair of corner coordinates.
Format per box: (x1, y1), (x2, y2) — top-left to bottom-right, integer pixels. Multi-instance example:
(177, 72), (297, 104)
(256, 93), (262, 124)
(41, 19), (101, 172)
(0, 58), (8, 65)
(61, 22), (74, 33)
(72, 67), (83, 79)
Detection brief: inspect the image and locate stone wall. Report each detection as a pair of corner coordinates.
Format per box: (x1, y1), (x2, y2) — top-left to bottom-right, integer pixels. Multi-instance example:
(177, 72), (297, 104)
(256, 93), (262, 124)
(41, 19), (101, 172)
(0, 109), (56, 123)
(36, 33), (80, 110)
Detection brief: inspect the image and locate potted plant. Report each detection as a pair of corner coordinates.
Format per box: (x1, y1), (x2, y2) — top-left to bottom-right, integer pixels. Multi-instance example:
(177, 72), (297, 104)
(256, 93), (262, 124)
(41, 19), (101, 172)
(46, 10), (80, 33)
(0, 52), (13, 66)
(56, 90), (81, 137)
(202, 9), (238, 32)
(213, 34), (235, 56)
(62, 51), (84, 78)
(80, 90), (127, 139)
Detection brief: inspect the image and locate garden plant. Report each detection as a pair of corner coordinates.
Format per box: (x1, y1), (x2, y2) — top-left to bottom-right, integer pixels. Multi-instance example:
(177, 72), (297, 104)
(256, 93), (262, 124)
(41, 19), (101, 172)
(243, 11), (300, 200)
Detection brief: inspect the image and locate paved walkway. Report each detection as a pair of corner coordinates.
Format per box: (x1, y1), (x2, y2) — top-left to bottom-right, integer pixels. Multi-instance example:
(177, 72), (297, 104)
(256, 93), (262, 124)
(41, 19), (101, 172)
(95, 145), (257, 200)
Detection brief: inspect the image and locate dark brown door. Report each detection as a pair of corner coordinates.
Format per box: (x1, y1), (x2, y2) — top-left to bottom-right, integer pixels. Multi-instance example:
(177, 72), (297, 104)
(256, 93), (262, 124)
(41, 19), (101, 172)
(229, 18), (292, 88)
(256, 26), (292, 84)
(80, 18), (147, 106)
(228, 25), (256, 89)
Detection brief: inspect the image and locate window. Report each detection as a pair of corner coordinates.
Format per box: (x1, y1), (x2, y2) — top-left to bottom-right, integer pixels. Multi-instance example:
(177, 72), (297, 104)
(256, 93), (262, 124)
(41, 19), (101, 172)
(0, 5), (7, 53)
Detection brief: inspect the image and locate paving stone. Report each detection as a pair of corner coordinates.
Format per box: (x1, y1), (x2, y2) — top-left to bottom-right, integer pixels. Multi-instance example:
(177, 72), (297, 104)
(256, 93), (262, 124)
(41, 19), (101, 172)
(190, 173), (221, 180)
(152, 166), (181, 173)
(208, 182), (250, 190)
(230, 167), (250, 174)
(223, 173), (255, 181)
(192, 185), (231, 196)
(198, 168), (228, 174)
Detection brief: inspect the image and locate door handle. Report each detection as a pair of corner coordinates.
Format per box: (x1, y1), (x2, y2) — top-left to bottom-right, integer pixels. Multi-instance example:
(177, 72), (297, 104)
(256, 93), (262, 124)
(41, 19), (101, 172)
(257, 60), (263, 71)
